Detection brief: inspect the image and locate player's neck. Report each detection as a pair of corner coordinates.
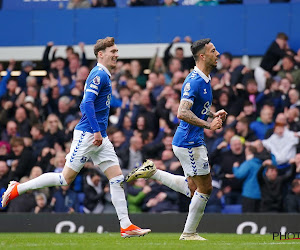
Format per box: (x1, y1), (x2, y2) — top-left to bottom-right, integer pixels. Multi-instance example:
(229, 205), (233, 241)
(196, 63), (211, 77)
(98, 61), (112, 73)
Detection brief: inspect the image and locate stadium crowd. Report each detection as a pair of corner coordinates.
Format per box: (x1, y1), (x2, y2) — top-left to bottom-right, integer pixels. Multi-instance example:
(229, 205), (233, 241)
(0, 32), (300, 214)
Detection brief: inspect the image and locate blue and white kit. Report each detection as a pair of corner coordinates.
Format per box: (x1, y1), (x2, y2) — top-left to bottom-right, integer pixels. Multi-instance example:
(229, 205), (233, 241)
(172, 66), (212, 177)
(65, 63), (119, 173)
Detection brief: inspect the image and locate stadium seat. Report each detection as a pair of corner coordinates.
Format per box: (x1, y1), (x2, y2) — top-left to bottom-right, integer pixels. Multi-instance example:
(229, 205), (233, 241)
(221, 204), (242, 214)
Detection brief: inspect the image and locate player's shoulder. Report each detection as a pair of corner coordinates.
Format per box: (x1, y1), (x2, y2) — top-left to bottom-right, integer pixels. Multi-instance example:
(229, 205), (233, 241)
(89, 66), (109, 84)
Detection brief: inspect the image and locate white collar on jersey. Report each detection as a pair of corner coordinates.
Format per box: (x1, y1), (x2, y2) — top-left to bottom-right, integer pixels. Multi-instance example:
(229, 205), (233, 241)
(194, 66), (211, 83)
(97, 63), (111, 78)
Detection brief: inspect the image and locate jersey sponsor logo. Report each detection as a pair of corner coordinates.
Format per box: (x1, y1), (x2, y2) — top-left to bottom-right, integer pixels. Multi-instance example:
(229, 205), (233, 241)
(201, 101), (211, 115)
(184, 82), (191, 92)
(203, 88), (207, 94)
(93, 76), (100, 85)
(90, 84), (98, 90)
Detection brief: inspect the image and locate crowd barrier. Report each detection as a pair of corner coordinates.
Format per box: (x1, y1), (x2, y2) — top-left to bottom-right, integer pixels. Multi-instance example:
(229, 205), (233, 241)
(0, 4), (300, 56)
(0, 213), (299, 234)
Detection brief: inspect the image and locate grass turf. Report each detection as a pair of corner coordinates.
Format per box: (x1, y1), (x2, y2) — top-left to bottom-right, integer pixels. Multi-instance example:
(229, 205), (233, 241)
(0, 233), (300, 250)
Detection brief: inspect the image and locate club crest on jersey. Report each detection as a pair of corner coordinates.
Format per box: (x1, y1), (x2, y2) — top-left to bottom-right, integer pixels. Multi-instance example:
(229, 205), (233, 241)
(93, 76), (100, 85)
(183, 91), (190, 97)
(184, 82), (191, 92)
(203, 89), (207, 94)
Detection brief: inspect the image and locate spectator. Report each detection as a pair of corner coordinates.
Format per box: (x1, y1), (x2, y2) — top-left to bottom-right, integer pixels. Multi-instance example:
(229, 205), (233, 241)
(83, 169), (109, 214)
(288, 88), (300, 110)
(67, 0), (90, 9)
(277, 55), (300, 88)
(255, 32), (289, 92)
(285, 179), (300, 213)
(210, 135), (246, 205)
(9, 137), (36, 181)
(18, 61), (36, 91)
(14, 106), (36, 138)
(7, 176), (36, 213)
(235, 117), (257, 142)
(0, 59), (16, 99)
(163, 36), (194, 74)
(51, 185), (79, 213)
(258, 163), (296, 212)
(232, 145), (262, 213)
(91, 0), (116, 7)
(262, 123), (299, 172)
(118, 135), (145, 176)
(44, 114), (65, 148)
(0, 121), (19, 143)
(30, 124), (49, 159)
(250, 105), (274, 140)
(130, 60), (147, 89)
(0, 160), (10, 191)
(0, 141), (10, 161)
(53, 151), (66, 173)
(142, 178), (178, 213)
(127, 178), (152, 213)
(286, 108), (300, 132)
(33, 193), (52, 213)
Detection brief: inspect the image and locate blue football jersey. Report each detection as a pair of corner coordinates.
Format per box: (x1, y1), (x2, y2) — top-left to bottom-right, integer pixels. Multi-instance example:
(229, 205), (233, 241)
(172, 67), (212, 148)
(75, 63), (112, 137)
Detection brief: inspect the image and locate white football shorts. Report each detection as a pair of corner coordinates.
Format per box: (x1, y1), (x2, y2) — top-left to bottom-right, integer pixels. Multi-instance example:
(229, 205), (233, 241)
(65, 130), (119, 173)
(172, 145), (210, 177)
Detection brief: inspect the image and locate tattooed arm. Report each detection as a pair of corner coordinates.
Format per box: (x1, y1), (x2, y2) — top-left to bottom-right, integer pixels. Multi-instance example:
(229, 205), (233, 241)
(177, 100), (222, 131)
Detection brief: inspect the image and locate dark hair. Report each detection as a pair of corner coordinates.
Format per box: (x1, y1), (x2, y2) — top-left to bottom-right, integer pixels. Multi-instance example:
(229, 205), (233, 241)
(283, 55), (295, 64)
(10, 137), (25, 147)
(32, 124), (45, 135)
(88, 169), (101, 178)
(190, 38), (211, 61)
(94, 37), (115, 58)
(175, 47), (183, 52)
(247, 145), (257, 154)
(66, 46), (74, 52)
(266, 164), (278, 171)
(238, 117), (249, 126)
(291, 179), (300, 189)
(222, 52), (233, 61)
(277, 32), (288, 41)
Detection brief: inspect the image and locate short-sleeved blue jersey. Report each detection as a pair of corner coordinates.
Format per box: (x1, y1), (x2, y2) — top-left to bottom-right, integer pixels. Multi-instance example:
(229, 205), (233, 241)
(172, 67), (212, 148)
(75, 63), (112, 137)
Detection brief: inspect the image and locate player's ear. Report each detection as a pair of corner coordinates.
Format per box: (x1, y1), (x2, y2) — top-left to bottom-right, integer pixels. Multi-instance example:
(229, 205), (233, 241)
(97, 50), (103, 59)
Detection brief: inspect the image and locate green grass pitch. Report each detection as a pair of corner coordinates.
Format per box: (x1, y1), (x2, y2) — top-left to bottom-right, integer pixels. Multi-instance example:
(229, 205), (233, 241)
(0, 233), (299, 249)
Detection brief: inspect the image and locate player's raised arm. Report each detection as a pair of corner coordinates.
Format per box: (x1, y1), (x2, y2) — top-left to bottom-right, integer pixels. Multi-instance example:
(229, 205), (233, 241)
(177, 100), (222, 131)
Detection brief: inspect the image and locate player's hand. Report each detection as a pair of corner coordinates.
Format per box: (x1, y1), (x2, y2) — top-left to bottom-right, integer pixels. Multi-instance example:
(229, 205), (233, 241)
(93, 132), (103, 147)
(215, 109), (227, 122)
(210, 117), (222, 131)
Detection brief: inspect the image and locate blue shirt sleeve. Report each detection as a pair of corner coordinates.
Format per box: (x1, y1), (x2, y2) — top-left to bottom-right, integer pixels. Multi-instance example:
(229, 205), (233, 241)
(81, 73), (103, 133)
(181, 81), (197, 104)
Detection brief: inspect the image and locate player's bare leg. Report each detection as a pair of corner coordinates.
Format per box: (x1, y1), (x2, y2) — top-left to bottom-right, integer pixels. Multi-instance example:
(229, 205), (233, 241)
(105, 165), (151, 238)
(180, 173), (212, 241)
